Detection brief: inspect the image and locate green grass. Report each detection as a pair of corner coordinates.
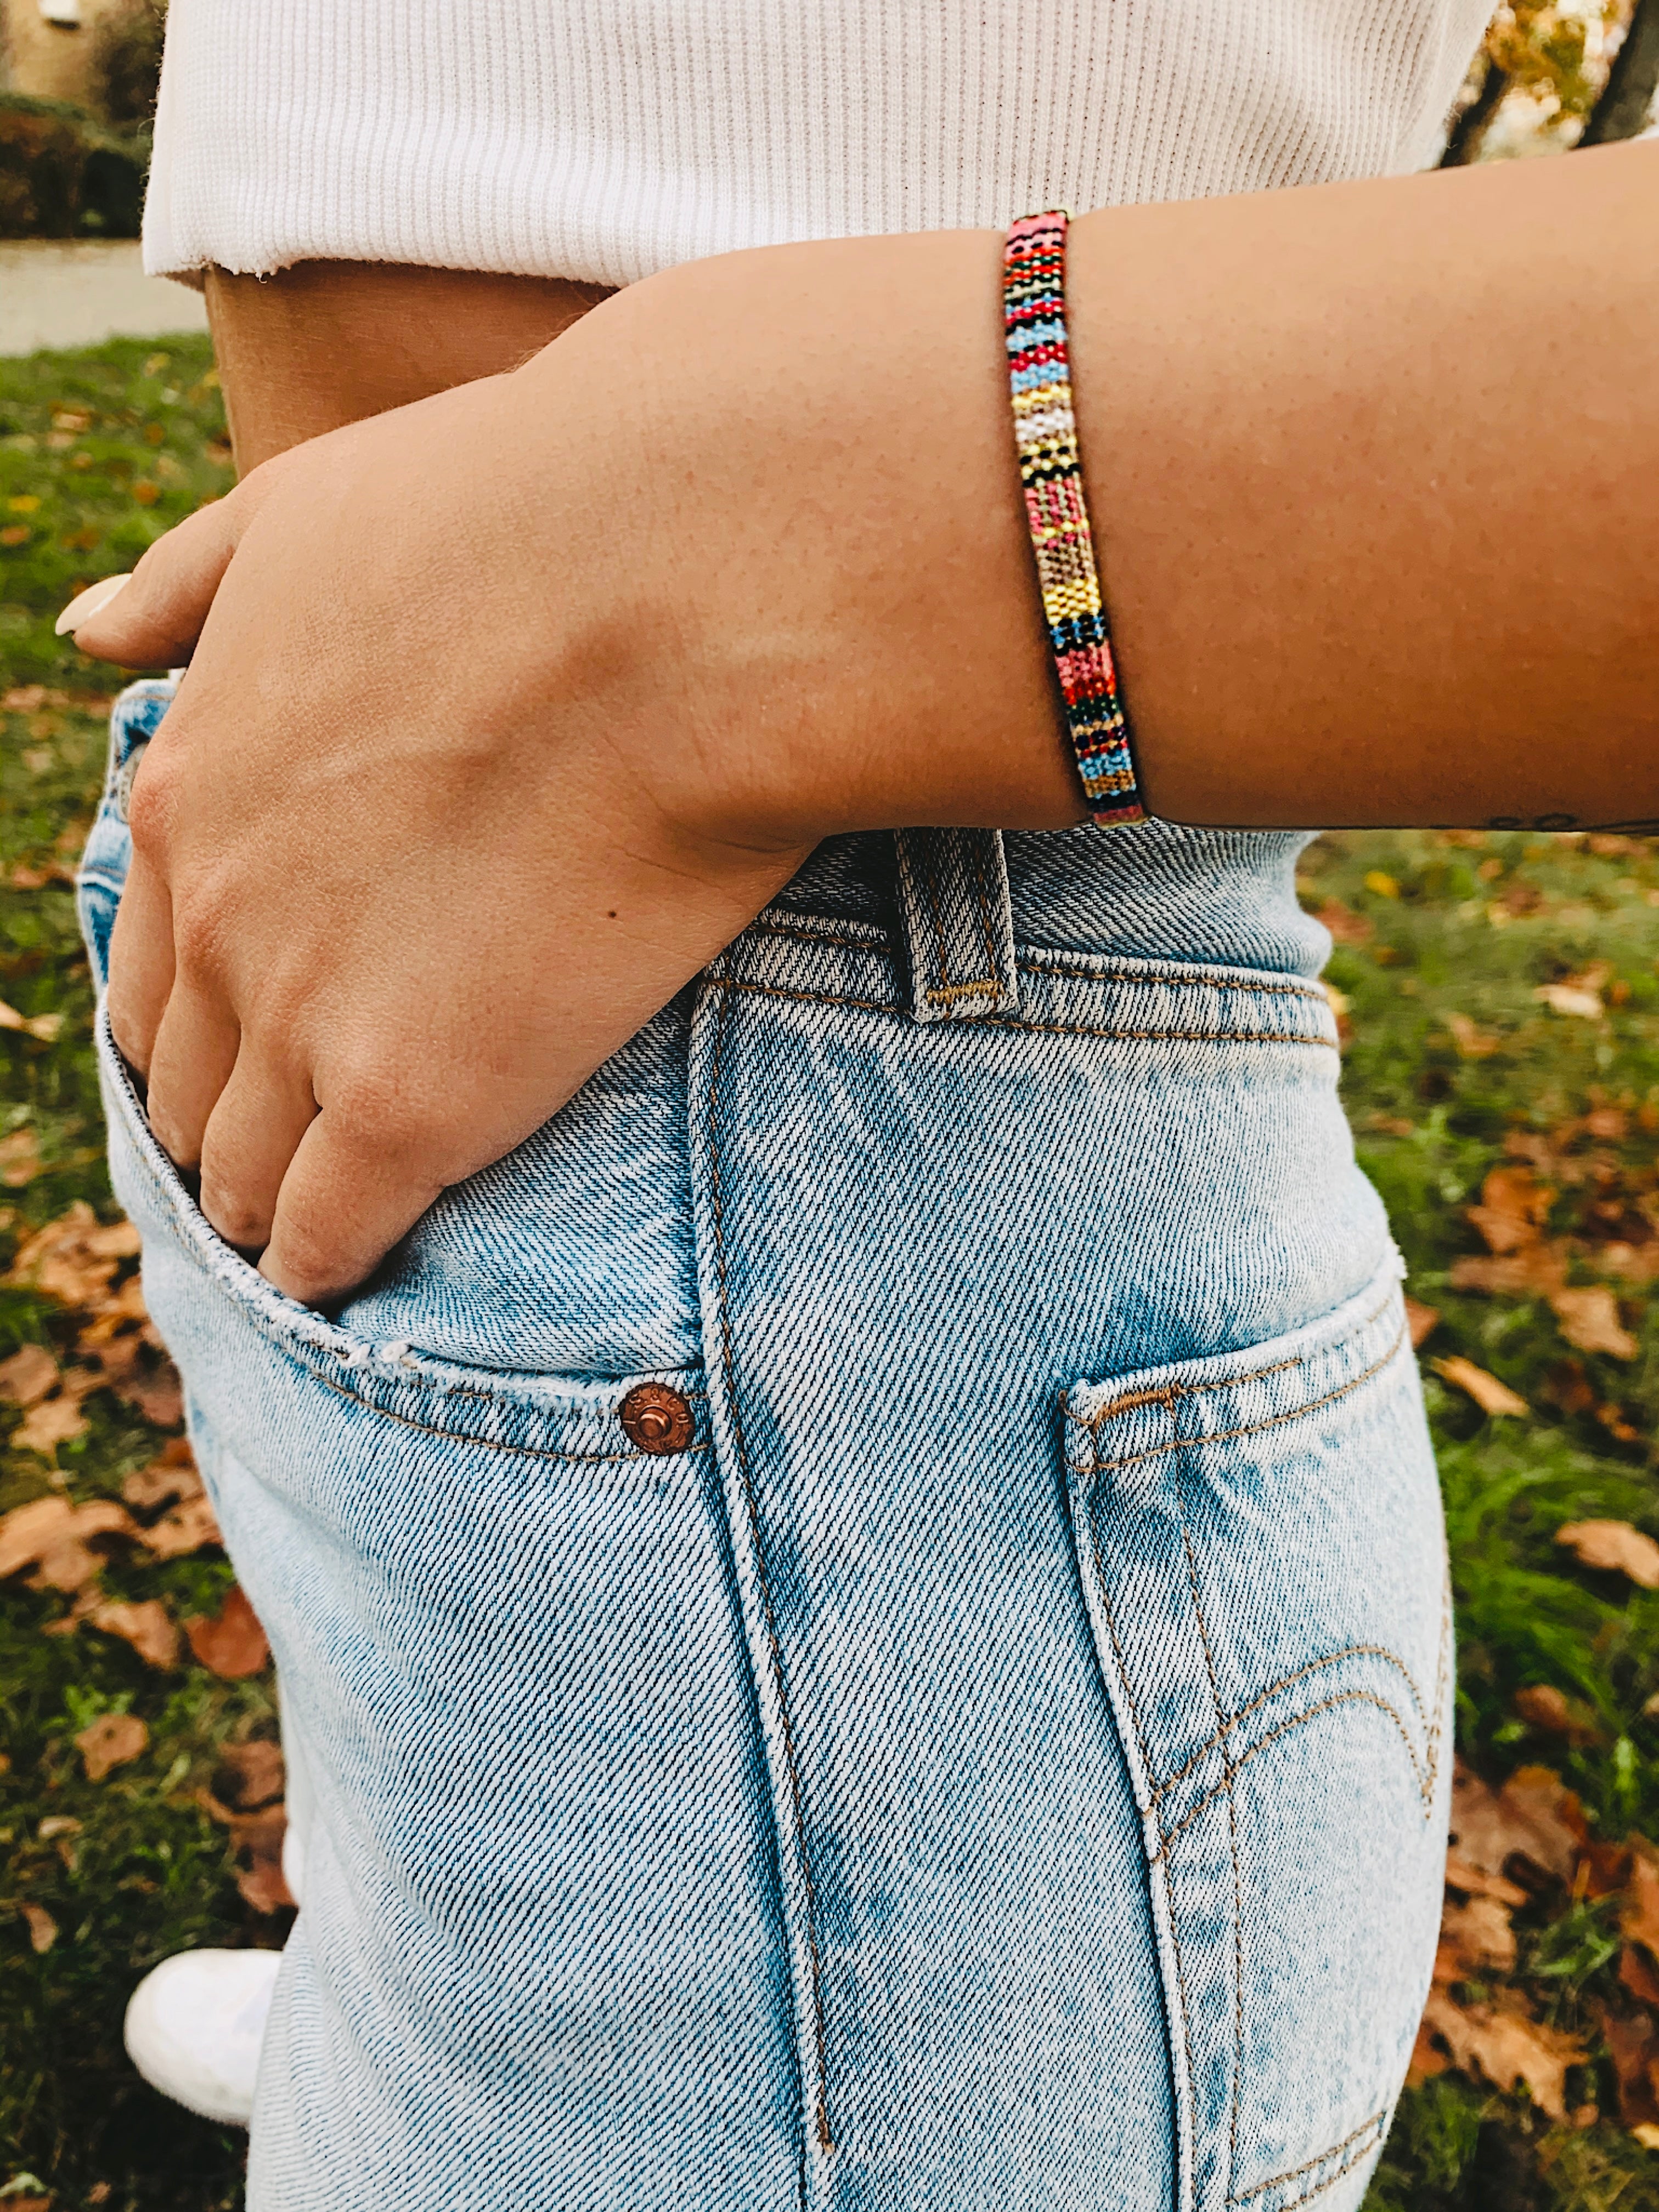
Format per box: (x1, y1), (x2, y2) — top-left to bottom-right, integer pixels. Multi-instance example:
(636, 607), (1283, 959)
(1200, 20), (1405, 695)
(7, 337), (1659, 2208)
(3, 337), (264, 2212)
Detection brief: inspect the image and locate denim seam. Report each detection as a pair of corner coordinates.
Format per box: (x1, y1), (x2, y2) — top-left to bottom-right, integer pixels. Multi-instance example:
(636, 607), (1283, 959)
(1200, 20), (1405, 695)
(922, 847), (955, 992)
(312, 1370), (708, 1463)
(1081, 1500), (1199, 2204)
(1176, 1476), (1244, 2200)
(1017, 957), (1328, 1001)
(1085, 1317), (1410, 1472)
(1157, 1691), (1435, 1859)
(1150, 1644), (1430, 1799)
(1228, 2111), (1386, 2205)
(749, 919), (1329, 1003)
(719, 977), (1336, 1049)
(704, 979), (833, 2184)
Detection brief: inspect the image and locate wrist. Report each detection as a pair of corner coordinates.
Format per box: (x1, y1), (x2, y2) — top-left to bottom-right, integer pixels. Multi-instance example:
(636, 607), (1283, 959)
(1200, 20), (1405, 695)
(546, 229), (1088, 853)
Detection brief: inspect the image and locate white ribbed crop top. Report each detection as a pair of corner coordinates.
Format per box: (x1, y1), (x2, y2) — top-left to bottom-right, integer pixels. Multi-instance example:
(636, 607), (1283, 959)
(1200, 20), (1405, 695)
(143, 0), (1490, 287)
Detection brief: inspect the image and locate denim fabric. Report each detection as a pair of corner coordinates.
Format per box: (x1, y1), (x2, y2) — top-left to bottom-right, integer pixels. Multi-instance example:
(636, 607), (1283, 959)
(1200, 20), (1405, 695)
(80, 681), (1449, 2212)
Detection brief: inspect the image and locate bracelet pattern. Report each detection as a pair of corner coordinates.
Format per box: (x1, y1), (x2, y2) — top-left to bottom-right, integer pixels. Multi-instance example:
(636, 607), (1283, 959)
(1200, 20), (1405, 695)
(1003, 209), (1146, 825)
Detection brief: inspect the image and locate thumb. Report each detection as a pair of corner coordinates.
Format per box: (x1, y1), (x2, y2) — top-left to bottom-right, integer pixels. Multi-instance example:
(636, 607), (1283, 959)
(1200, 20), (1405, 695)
(57, 489), (248, 666)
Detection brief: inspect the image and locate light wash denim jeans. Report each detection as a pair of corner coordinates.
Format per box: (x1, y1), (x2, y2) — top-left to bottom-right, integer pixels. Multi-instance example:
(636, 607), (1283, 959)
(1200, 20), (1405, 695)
(80, 680), (1450, 2212)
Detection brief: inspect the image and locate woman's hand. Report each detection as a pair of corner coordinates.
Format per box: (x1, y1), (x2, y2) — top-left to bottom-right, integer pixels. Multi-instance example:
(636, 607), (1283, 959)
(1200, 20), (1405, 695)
(64, 233), (1079, 1305)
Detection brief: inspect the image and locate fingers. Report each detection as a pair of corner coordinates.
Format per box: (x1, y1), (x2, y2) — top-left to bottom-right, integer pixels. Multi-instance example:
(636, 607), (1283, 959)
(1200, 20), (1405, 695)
(60, 494), (246, 667)
(105, 850), (177, 1077)
(258, 1110), (444, 1308)
(198, 1048), (319, 1254)
(144, 983), (242, 1172)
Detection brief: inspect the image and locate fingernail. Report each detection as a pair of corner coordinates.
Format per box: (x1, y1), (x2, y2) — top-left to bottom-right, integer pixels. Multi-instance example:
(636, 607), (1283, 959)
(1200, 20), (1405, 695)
(55, 573), (133, 636)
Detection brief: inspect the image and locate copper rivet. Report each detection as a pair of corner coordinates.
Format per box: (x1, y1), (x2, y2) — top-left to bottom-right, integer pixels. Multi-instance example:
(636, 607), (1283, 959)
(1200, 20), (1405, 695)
(618, 1382), (694, 1455)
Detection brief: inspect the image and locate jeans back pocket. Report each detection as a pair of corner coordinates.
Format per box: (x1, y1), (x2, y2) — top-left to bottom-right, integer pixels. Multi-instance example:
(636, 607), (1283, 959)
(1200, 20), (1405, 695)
(1063, 1257), (1450, 2212)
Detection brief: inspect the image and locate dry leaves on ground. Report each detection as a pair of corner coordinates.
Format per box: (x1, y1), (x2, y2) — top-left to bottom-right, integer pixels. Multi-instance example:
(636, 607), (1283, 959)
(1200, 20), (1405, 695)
(1556, 1521), (1659, 1589)
(1434, 1356), (1529, 1419)
(0, 1127), (44, 1187)
(1417, 1767), (1590, 2120)
(1450, 1163), (1648, 1378)
(1550, 1285), (1640, 1361)
(17, 1902), (58, 1954)
(1417, 1770), (1659, 2142)
(1405, 1297), (1441, 1348)
(1446, 1011), (1503, 1059)
(1536, 966), (1612, 1022)
(185, 1585), (270, 1680)
(1513, 1684), (1600, 1745)
(197, 1739), (292, 1913)
(74, 1711), (148, 1782)
(3, 1203), (184, 1431)
(215, 1738), (285, 1811)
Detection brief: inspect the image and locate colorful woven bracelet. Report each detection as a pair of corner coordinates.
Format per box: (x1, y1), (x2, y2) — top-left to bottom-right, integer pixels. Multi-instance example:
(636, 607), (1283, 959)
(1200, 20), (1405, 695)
(1003, 209), (1147, 826)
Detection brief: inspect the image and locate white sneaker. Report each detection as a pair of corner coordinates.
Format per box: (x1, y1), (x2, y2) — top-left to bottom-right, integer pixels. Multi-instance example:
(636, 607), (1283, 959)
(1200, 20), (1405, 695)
(123, 1947), (281, 2125)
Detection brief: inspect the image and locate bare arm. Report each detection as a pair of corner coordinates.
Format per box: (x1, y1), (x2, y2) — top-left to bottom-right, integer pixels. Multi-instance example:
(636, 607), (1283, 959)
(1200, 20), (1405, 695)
(61, 140), (1659, 1301)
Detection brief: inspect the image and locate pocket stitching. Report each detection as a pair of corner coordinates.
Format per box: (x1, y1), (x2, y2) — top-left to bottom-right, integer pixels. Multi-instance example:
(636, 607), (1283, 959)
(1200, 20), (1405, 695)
(1228, 2109), (1386, 2209)
(1084, 1310), (1409, 1475)
(1152, 1643), (1432, 1801)
(1080, 1501), (1204, 2203)
(1176, 1468), (1246, 2202)
(1156, 1689), (1436, 1861)
(312, 1369), (708, 1465)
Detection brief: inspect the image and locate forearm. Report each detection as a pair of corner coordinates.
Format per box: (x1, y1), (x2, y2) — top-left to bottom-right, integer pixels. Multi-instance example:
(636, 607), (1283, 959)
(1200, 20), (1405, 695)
(552, 140), (1659, 838)
(1069, 139), (1659, 830)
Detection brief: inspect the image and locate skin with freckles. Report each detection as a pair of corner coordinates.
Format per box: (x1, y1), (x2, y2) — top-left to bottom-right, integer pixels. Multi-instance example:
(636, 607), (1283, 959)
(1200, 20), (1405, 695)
(63, 142), (1659, 1307)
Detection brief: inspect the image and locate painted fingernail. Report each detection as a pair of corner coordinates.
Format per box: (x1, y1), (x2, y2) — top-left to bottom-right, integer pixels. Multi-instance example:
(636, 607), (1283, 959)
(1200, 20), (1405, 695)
(54, 573), (133, 635)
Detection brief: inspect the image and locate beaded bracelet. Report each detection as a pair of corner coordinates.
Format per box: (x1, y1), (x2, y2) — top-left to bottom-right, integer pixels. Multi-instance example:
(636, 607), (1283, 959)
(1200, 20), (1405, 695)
(1003, 209), (1147, 826)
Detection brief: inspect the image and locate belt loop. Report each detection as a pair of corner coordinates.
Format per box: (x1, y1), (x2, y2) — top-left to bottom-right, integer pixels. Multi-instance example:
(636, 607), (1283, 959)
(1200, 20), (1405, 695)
(893, 830), (1020, 1023)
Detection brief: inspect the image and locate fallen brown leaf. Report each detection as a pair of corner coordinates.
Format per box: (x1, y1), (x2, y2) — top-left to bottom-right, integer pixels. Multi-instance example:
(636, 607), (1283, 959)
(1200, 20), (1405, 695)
(11, 1393), (90, 1457)
(1444, 1849), (1528, 1907)
(1557, 1521), (1659, 1589)
(0, 999), (64, 1042)
(1624, 1944), (1659, 2008)
(1469, 1166), (1554, 1255)
(1314, 898), (1373, 945)
(1624, 1852), (1659, 1965)
(5, 1202), (142, 1312)
(1601, 2006), (1659, 2126)
(215, 1737), (285, 1810)
(116, 1360), (183, 1429)
(1419, 1986), (1585, 2120)
(185, 1585), (269, 1679)
(1550, 1284), (1640, 1360)
(0, 1344), (58, 1406)
(1514, 1684), (1600, 1743)
(1407, 2012), (1451, 2085)
(122, 1438), (200, 1511)
(87, 1598), (180, 1671)
(1446, 1012), (1503, 1059)
(18, 1902), (58, 1954)
(1449, 1761), (1584, 1889)
(1537, 981), (1606, 1020)
(0, 1495), (138, 1585)
(229, 1803), (294, 1915)
(1405, 1297), (1441, 1349)
(1436, 1893), (1517, 1980)
(1449, 1246), (1571, 1297)
(1432, 1356), (1529, 1418)
(0, 1126), (44, 1186)
(75, 1711), (148, 1782)
(142, 1493), (222, 1559)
